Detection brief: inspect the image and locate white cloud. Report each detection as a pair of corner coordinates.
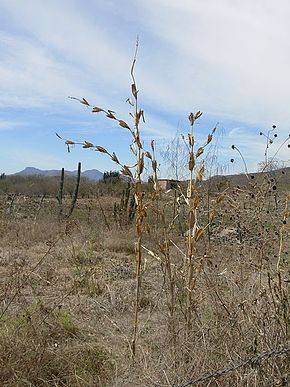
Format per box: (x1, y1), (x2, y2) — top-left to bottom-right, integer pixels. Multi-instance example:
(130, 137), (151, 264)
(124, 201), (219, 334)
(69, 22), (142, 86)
(0, 0), (290, 173)
(0, 120), (25, 130)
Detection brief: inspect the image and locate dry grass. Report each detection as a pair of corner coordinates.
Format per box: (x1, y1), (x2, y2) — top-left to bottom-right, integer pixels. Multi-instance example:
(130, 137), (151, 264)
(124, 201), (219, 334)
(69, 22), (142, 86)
(0, 177), (289, 386)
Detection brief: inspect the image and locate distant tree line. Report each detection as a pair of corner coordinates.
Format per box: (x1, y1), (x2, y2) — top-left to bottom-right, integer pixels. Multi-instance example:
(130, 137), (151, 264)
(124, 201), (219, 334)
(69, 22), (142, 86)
(0, 171), (128, 198)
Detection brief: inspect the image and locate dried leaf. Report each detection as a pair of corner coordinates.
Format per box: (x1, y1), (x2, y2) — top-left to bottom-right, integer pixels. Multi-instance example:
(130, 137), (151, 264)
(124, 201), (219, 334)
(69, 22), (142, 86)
(195, 228), (204, 242)
(131, 83), (138, 99)
(118, 120), (130, 129)
(194, 111), (203, 119)
(95, 146), (107, 153)
(137, 152), (144, 176)
(106, 111), (116, 120)
(196, 147), (204, 158)
(152, 160), (157, 173)
(189, 152), (195, 171)
(126, 98), (134, 106)
(145, 151), (152, 160)
(81, 98), (90, 106)
(140, 110), (145, 123)
(151, 140), (155, 152)
(188, 112), (194, 126)
(121, 165), (133, 178)
(207, 134), (213, 144)
(188, 133), (194, 147)
(92, 106), (103, 113)
(130, 144), (137, 156)
(83, 141), (94, 148)
(65, 140), (75, 145)
(111, 152), (119, 163)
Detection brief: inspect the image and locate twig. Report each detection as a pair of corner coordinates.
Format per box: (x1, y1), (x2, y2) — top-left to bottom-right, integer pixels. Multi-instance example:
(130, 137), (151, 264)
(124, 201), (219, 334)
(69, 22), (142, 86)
(175, 345), (290, 386)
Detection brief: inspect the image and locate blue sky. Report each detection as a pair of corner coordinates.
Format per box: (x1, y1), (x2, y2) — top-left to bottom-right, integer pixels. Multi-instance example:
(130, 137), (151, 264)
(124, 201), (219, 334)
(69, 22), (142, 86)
(0, 0), (290, 177)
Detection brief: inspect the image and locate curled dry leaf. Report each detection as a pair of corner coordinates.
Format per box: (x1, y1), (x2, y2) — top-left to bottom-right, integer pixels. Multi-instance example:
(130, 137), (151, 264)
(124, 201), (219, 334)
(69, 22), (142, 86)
(126, 98), (134, 106)
(121, 165), (133, 178)
(130, 144), (137, 156)
(137, 152), (144, 176)
(207, 134), (213, 144)
(106, 111), (116, 120)
(95, 146), (107, 153)
(118, 120), (130, 129)
(188, 133), (194, 147)
(196, 147), (204, 158)
(111, 152), (119, 164)
(189, 152), (195, 171)
(195, 228), (204, 242)
(194, 111), (203, 119)
(92, 107), (103, 113)
(188, 112), (194, 126)
(131, 83), (138, 99)
(145, 151), (152, 160)
(81, 98), (90, 106)
(139, 109), (145, 123)
(83, 141), (94, 148)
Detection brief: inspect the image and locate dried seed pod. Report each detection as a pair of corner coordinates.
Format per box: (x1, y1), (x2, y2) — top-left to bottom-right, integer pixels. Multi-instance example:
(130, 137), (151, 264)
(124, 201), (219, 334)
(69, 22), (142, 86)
(106, 111), (117, 120)
(189, 152), (195, 171)
(121, 165), (133, 178)
(111, 152), (119, 163)
(83, 141), (94, 148)
(95, 146), (108, 153)
(188, 133), (194, 146)
(188, 112), (194, 126)
(207, 134), (213, 144)
(131, 83), (138, 99)
(194, 111), (202, 119)
(145, 151), (152, 160)
(81, 98), (90, 106)
(196, 147), (204, 158)
(137, 152), (144, 175)
(118, 120), (131, 129)
(92, 107), (103, 113)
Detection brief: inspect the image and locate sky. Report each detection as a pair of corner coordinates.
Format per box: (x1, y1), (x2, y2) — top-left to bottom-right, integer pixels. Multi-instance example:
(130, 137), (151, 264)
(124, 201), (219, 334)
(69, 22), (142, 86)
(0, 0), (290, 177)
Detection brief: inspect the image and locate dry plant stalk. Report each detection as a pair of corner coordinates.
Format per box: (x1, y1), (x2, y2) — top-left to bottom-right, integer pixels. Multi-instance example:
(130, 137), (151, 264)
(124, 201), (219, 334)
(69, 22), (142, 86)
(185, 112), (215, 330)
(59, 39), (158, 356)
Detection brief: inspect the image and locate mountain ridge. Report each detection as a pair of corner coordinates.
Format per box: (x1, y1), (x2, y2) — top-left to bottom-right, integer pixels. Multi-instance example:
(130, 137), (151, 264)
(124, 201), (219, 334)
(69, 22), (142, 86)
(12, 167), (103, 181)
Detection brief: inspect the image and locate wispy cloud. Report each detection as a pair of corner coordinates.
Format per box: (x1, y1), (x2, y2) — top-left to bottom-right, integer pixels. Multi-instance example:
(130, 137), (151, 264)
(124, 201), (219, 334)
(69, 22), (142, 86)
(0, 0), (289, 174)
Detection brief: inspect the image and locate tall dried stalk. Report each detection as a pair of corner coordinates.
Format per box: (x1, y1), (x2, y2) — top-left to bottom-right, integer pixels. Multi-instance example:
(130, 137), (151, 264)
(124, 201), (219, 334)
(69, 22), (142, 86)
(59, 39), (152, 356)
(185, 112), (216, 331)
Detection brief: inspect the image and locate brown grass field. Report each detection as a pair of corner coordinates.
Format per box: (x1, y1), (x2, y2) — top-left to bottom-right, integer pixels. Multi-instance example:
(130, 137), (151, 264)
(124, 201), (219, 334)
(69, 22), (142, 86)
(0, 170), (289, 386)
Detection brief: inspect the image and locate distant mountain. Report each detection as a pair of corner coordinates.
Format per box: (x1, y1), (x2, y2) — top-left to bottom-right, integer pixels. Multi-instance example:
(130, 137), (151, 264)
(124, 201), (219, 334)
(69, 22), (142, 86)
(13, 167), (103, 181)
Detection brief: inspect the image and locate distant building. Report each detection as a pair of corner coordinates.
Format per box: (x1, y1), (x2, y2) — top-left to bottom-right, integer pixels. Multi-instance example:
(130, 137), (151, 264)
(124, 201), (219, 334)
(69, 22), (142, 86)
(157, 179), (180, 190)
